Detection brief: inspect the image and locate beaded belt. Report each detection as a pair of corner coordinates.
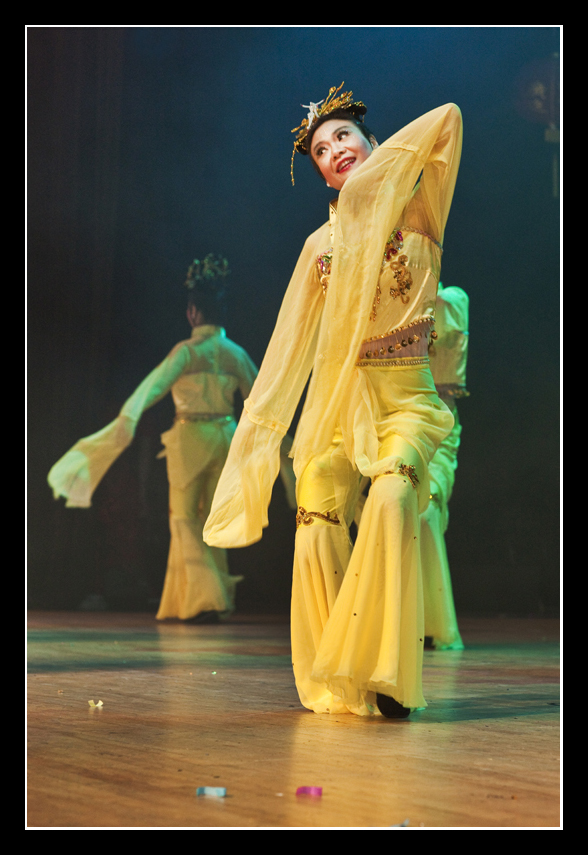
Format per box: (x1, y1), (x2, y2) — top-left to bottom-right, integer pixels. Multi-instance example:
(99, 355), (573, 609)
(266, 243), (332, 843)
(435, 383), (470, 401)
(296, 507), (341, 529)
(174, 413), (234, 424)
(357, 317), (437, 365)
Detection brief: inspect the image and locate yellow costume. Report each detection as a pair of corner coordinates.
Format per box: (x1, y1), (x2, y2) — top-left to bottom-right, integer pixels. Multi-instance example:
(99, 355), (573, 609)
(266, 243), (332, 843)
(48, 324), (258, 619)
(204, 103), (463, 712)
(355, 283), (470, 650)
(421, 283), (469, 650)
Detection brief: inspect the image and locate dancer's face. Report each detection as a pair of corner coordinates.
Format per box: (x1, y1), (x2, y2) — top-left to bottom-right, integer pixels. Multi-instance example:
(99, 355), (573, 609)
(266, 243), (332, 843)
(310, 119), (376, 191)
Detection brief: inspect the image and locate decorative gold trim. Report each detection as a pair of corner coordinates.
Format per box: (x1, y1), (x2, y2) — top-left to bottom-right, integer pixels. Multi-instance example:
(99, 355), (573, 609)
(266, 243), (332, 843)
(398, 464), (420, 488)
(356, 357), (430, 368)
(362, 316), (435, 345)
(316, 248), (332, 295)
(436, 383), (470, 399)
(373, 464), (420, 489)
(369, 282), (382, 321)
(296, 506), (341, 529)
(399, 225), (443, 251)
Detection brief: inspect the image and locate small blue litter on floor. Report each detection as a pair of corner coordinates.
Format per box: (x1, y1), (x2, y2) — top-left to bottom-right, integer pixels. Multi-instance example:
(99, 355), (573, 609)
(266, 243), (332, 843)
(196, 786), (227, 797)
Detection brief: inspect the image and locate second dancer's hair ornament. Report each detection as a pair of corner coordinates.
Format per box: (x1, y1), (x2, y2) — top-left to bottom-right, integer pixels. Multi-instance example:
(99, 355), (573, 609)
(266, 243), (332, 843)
(184, 254), (231, 290)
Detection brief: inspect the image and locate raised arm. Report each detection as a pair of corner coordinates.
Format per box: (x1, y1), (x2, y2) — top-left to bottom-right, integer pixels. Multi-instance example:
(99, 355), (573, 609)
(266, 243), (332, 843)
(48, 344), (190, 508)
(399, 103), (463, 244)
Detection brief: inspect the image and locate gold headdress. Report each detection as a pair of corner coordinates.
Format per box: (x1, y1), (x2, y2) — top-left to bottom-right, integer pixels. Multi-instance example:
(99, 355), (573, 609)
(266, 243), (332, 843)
(290, 81), (367, 184)
(185, 254), (230, 290)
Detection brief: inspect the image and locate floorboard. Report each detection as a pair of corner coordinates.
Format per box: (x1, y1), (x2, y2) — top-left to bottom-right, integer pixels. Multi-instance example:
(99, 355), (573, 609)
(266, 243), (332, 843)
(26, 612), (561, 829)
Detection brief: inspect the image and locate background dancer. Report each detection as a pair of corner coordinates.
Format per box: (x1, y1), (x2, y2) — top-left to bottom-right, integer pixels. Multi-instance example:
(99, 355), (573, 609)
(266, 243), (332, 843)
(48, 256), (261, 623)
(421, 282), (469, 650)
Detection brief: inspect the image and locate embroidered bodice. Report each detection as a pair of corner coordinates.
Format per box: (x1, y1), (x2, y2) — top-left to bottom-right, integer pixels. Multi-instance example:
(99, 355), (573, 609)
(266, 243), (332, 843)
(317, 216), (445, 360)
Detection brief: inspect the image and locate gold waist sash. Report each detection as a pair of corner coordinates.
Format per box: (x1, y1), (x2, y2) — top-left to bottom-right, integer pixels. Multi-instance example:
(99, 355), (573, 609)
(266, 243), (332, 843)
(357, 317), (436, 365)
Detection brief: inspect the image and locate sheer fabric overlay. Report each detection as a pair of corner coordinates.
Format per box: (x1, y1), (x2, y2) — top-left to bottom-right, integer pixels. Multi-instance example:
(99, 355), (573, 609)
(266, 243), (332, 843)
(204, 104), (463, 549)
(201, 105), (463, 711)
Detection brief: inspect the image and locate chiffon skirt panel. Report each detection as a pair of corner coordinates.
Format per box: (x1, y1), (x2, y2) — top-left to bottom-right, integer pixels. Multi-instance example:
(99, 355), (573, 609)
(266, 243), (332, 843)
(156, 419), (243, 620)
(420, 408), (464, 649)
(291, 363), (454, 714)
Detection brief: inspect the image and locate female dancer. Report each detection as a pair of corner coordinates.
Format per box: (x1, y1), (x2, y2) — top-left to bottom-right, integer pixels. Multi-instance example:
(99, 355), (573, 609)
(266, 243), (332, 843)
(421, 282), (469, 650)
(204, 85), (462, 715)
(48, 257), (259, 622)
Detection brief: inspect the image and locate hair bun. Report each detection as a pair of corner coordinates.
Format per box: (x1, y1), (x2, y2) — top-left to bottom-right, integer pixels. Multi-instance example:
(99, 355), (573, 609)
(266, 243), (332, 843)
(185, 254), (230, 290)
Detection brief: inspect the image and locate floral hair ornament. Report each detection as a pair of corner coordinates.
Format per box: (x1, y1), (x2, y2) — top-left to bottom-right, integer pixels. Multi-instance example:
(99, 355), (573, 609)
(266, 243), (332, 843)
(184, 254), (231, 290)
(290, 81), (367, 184)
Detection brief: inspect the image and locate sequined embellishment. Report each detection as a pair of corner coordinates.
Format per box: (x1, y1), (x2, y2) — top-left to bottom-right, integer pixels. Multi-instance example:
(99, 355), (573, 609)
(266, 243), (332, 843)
(388, 254), (413, 303)
(435, 383), (470, 401)
(369, 229), (409, 318)
(316, 249), (333, 295)
(369, 231), (411, 318)
(398, 464), (419, 488)
(382, 228), (412, 306)
(296, 506), (341, 529)
(383, 228), (404, 261)
(317, 225), (441, 308)
(358, 317), (435, 362)
(369, 281), (382, 322)
(373, 464), (419, 489)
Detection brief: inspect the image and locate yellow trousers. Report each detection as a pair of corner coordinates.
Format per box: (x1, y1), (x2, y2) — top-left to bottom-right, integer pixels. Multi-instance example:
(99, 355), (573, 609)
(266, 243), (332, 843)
(290, 363), (454, 714)
(420, 407), (464, 649)
(156, 418), (242, 620)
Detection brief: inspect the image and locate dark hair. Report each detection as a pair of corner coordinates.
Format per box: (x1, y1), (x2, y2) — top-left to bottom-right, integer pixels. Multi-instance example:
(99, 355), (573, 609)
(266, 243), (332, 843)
(186, 282), (227, 326)
(305, 108), (375, 177)
(184, 255), (230, 325)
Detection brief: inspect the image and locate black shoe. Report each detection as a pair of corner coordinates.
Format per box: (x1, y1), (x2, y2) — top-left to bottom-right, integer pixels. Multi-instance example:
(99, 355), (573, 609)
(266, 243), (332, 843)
(376, 693), (411, 718)
(184, 611), (220, 625)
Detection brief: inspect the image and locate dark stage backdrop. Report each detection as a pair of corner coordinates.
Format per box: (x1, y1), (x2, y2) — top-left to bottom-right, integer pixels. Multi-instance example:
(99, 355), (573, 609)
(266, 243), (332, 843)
(27, 26), (561, 616)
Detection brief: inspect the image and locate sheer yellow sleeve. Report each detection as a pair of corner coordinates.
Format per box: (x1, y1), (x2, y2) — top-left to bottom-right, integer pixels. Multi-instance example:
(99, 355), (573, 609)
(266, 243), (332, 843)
(47, 345), (190, 508)
(203, 227), (326, 546)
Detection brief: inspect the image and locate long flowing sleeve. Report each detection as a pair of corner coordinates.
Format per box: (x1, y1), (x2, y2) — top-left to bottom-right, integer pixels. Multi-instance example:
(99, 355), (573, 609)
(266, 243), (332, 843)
(203, 228), (326, 546)
(293, 103), (462, 474)
(47, 345), (191, 508)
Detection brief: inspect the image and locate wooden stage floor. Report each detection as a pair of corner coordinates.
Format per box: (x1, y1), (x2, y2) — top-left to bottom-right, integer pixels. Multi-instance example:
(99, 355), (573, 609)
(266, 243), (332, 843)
(26, 612), (561, 829)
